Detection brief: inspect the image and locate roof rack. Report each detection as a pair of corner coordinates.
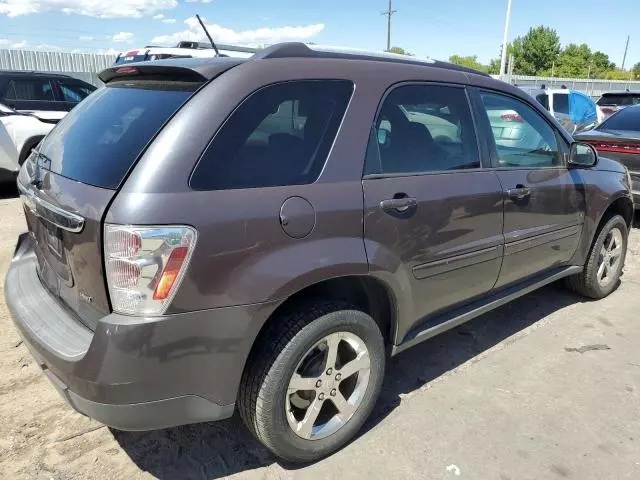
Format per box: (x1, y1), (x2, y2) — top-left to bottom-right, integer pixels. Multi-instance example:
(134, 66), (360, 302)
(252, 42), (491, 77)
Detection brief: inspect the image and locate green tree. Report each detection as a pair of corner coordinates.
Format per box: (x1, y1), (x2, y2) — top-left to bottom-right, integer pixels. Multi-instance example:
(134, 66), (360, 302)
(548, 44), (616, 78)
(448, 55), (488, 73)
(487, 58), (501, 75)
(509, 26), (561, 75)
(388, 46), (413, 56)
(633, 62), (640, 80)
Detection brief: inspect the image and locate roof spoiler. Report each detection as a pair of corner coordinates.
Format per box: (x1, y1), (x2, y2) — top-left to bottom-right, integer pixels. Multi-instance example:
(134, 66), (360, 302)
(99, 64), (208, 83)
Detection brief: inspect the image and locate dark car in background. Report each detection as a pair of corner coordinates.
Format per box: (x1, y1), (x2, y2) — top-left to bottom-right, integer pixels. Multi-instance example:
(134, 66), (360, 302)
(597, 91), (640, 120)
(0, 71), (95, 115)
(5, 44), (634, 463)
(575, 104), (640, 205)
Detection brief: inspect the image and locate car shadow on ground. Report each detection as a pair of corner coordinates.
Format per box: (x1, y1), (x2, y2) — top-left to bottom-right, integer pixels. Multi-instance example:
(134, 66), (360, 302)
(0, 182), (18, 200)
(113, 284), (582, 479)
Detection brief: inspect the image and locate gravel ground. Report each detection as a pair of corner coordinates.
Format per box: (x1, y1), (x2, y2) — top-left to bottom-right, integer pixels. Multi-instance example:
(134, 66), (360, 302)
(1, 190), (639, 479)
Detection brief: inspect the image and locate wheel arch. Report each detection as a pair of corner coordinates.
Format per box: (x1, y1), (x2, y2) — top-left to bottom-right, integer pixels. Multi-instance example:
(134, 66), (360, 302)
(18, 135), (44, 165)
(597, 194), (634, 233)
(242, 275), (398, 383)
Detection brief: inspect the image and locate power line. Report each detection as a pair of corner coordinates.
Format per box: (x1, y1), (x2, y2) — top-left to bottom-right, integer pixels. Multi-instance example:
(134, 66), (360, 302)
(381, 0), (397, 52)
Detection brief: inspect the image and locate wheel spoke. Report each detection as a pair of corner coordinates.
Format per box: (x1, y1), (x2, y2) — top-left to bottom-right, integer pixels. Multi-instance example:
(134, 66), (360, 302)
(600, 246), (608, 259)
(338, 351), (370, 380)
(609, 245), (622, 260)
(332, 390), (357, 419)
(288, 373), (318, 393)
(324, 334), (341, 371)
(297, 397), (323, 438)
(598, 260), (608, 280)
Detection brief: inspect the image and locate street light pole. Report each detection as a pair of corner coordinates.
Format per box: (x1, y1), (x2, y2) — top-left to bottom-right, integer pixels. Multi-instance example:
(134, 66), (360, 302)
(499, 0), (513, 77)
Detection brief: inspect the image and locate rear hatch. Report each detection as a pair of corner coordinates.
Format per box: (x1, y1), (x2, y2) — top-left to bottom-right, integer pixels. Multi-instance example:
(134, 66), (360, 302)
(597, 93), (640, 118)
(17, 72), (203, 330)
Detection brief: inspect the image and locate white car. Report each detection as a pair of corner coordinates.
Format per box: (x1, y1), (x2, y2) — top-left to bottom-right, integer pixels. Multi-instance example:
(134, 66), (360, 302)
(115, 41), (258, 65)
(0, 115), (18, 184)
(0, 103), (64, 183)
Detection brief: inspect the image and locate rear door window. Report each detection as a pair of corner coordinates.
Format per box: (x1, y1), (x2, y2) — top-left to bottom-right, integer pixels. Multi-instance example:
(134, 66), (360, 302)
(365, 84), (480, 175)
(57, 81), (95, 102)
(190, 80), (353, 190)
(5, 78), (54, 101)
(36, 81), (196, 189)
(553, 93), (570, 115)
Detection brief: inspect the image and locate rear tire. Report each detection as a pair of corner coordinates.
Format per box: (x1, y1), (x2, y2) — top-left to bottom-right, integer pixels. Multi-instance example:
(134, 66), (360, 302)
(238, 300), (385, 463)
(566, 214), (628, 299)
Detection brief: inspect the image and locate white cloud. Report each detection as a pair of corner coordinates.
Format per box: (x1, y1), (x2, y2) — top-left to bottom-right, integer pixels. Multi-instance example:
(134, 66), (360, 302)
(36, 43), (61, 50)
(11, 40), (27, 48)
(153, 13), (163, 19)
(79, 35), (94, 41)
(112, 31), (134, 43)
(102, 48), (119, 55)
(152, 17), (324, 46)
(0, 38), (10, 45)
(185, 0), (211, 3)
(162, 18), (175, 24)
(0, 0), (177, 19)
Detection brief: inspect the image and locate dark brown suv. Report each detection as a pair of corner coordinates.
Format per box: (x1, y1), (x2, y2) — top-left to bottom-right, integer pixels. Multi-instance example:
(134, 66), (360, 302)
(5, 43), (634, 462)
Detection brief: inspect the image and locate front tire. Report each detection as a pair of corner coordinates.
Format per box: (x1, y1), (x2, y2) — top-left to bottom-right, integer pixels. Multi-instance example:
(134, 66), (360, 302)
(567, 214), (628, 299)
(238, 300), (385, 463)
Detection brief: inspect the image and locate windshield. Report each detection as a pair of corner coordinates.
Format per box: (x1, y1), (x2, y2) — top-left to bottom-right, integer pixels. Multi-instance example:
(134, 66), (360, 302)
(37, 82), (196, 189)
(599, 106), (640, 132)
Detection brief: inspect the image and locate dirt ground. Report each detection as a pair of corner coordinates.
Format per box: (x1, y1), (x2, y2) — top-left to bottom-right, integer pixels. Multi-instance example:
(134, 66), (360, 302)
(1, 189), (639, 479)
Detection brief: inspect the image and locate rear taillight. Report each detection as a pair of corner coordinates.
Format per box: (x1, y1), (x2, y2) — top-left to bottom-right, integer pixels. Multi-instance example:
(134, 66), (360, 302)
(587, 142), (640, 154)
(501, 112), (524, 123)
(104, 225), (197, 316)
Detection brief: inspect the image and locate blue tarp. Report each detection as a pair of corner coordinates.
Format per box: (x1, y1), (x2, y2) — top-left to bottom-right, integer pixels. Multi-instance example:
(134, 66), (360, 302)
(569, 91), (597, 125)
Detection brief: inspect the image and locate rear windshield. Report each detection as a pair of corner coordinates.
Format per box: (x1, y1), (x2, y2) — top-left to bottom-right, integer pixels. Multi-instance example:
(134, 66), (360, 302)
(36, 82), (195, 189)
(599, 106), (640, 131)
(597, 94), (640, 106)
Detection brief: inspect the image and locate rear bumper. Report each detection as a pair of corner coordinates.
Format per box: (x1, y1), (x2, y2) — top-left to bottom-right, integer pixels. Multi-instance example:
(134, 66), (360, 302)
(5, 233), (278, 430)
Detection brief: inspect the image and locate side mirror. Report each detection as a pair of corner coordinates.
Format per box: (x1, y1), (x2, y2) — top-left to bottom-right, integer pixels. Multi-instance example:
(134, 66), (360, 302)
(569, 142), (598, 168)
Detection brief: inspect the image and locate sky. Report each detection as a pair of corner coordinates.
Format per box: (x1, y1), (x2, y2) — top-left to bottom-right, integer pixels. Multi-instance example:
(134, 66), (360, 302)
(0, 0), (637, 68)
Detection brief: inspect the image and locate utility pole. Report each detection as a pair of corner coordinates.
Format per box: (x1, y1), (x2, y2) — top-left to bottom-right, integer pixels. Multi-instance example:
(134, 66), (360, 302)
(621, 35), (630, 70)
(382, 0), (397, 52)
(499, 0), (513, 76)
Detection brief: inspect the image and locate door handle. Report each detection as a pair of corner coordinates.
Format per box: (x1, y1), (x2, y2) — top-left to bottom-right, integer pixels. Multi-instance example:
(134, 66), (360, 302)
(380, 197), (418, 213)
(507, 186), (531, 201)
